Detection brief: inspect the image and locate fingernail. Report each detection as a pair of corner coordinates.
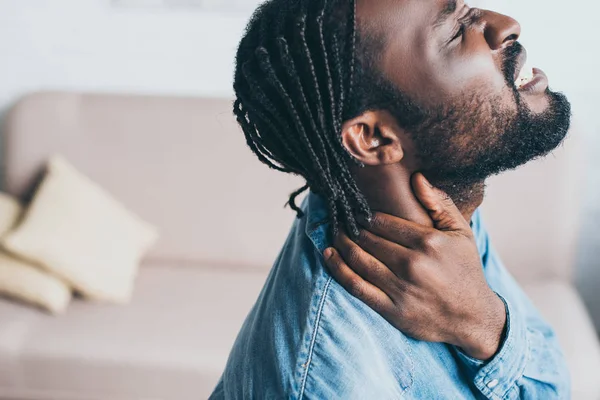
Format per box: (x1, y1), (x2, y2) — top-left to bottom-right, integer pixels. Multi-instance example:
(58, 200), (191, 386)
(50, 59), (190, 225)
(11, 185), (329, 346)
(422, 175), (433, 188)
(323, 248), (333, 260)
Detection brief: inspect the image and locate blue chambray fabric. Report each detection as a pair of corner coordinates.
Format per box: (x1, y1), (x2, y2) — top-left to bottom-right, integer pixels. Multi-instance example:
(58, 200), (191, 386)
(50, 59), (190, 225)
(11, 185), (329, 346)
(210, 192), (570, 399)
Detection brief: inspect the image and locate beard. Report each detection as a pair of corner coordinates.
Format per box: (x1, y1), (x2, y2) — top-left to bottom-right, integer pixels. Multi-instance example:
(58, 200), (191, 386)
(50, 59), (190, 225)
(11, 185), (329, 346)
(400, 42), (572, 204)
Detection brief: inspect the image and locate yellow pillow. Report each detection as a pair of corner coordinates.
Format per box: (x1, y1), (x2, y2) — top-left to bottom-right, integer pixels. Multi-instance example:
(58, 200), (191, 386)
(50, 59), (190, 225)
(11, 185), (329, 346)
(0, 193), (71, 314)
(2, 156), (158, 303)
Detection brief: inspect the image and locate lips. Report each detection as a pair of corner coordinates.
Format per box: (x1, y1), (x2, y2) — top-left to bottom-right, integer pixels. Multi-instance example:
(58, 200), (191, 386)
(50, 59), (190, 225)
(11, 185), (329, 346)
(511, 47), (549, 94)
(518, 68), (549, 93)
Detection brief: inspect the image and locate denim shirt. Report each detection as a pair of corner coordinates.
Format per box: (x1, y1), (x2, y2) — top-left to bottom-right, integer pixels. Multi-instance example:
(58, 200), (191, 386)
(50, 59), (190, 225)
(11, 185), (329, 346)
(211, 192), (570, 399)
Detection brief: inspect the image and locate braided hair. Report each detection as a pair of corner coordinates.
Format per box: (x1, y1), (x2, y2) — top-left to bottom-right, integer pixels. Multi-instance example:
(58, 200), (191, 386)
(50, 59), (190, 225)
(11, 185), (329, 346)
(234, 0), (399, 239)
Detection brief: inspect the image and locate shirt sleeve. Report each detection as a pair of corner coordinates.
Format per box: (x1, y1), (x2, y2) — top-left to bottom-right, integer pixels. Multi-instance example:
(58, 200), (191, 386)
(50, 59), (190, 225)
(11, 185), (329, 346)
(454, 213), (571, 400)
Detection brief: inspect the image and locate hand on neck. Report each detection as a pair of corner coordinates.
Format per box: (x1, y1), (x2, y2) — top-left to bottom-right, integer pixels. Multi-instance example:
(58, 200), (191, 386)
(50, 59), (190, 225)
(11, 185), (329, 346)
(354, 162), (433, 226)
(354, 162), (484, 225)
(338, 109), (484, 224)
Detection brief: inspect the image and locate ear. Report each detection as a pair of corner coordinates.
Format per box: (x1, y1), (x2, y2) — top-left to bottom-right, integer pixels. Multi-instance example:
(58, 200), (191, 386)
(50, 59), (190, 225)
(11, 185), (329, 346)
(341, 110), (405, 166)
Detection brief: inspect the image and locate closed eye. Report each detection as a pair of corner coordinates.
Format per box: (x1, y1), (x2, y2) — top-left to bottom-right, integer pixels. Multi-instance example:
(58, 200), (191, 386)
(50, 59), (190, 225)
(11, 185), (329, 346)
(448, 24), (465, 44)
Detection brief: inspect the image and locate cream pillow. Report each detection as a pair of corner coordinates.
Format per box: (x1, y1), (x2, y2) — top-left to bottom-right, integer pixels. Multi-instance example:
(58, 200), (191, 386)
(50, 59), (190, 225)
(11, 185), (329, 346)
(0, 194), (71, 314)
(0, 193), (21, 236)
(0, 253), (71, 314)
(2, 156), (158, 303)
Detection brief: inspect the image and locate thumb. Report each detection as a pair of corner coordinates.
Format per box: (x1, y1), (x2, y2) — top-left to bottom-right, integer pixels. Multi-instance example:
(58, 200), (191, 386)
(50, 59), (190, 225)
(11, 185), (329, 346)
(411, 173), (470, 232)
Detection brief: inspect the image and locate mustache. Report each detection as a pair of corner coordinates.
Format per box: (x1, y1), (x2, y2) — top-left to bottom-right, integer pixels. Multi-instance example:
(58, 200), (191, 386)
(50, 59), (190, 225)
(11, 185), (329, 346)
(501, 41), (524, 85)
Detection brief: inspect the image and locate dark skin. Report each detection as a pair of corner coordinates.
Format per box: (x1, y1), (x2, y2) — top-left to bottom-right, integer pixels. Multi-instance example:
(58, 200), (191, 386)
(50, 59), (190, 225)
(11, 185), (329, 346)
(324, 0), (554, 361)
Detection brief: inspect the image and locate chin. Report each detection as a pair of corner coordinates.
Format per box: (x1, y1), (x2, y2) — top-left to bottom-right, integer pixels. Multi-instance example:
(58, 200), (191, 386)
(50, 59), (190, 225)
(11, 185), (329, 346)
(519, 89), (553, 115)
(522, 93), (551, 114)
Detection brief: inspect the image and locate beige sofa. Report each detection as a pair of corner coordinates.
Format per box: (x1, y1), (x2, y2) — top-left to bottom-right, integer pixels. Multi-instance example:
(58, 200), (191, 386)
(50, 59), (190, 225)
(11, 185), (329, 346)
(0, 92), (598, 400)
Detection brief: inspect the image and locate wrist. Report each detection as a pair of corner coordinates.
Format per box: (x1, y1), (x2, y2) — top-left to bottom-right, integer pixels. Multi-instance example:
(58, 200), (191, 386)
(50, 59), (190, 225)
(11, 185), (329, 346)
(456, 291), (507, 361)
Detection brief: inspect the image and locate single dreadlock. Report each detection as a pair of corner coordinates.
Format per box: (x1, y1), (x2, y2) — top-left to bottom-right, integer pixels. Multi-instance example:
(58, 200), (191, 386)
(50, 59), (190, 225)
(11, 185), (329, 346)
(234, 0), (391, 239)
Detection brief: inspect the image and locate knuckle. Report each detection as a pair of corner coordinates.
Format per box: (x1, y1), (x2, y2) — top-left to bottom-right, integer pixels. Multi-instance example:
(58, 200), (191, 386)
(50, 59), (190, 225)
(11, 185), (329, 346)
(349, 278), (365, 298)
(369, 213), (386, 230)
(437, 188), (453, 204)
(438, 209), (452, 222)
(418, 232), (436, 249)
(399, 306), (415, 322)
(369, 259), (384, 274)
(425, 232), (446, 251)
(369, 294), (386, 313)
(347, 246), (362, 266)
(442, 196), (455, 208)
(357, 229), (370, 245)
(437, 209), (458, 229)
(404, 255), (426, 280)
(407, 252), (424, 267)
(404, 263), (418, 281)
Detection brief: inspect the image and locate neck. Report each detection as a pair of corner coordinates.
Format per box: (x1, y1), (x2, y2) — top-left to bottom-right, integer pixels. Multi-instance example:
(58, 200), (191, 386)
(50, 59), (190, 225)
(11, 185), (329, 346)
(354, 163), (484, 225)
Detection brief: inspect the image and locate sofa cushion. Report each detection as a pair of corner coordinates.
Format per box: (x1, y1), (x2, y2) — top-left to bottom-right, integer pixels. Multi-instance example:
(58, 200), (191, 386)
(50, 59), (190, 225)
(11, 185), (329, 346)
(0, 263), (269, 400)
(0, 265), (597, 400)
(522, 280), (600, 400)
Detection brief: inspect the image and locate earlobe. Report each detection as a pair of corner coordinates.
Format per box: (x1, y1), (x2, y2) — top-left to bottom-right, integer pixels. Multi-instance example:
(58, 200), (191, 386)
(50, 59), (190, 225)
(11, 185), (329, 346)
(341, 111), (405, 166)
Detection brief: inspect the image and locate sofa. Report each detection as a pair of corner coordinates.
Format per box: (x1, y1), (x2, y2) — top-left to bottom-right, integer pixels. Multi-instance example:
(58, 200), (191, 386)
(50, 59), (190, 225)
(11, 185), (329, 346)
(0, 92), (598, 400)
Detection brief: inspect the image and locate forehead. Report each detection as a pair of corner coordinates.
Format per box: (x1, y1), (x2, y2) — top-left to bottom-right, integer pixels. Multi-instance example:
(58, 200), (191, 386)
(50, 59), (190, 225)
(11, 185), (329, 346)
(356, 0), (454, 31)
(355, 0), (462, 102)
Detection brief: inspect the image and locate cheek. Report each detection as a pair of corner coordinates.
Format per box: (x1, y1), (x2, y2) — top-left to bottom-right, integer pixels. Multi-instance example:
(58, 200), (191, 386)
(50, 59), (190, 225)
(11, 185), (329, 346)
(438, 53), (507, 96)
(430, 52), (518, 115)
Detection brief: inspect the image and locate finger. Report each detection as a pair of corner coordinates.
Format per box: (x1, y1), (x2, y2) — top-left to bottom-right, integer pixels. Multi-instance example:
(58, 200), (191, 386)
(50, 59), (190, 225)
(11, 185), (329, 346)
(356, 228), (412, 275)
(334, 232), (400, 292)
(411, 172), (470, 232)
(358, 211), (430, 249)
(323, 247), (394, 315)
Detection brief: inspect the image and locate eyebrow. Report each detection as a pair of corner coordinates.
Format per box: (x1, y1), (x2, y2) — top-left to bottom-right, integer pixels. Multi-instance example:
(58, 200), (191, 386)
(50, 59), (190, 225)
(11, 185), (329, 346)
(434, 0), (458, 28)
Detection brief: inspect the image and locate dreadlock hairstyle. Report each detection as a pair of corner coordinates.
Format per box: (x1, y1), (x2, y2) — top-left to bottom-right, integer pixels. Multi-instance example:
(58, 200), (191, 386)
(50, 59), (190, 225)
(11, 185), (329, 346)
(233, 0), (404, 239)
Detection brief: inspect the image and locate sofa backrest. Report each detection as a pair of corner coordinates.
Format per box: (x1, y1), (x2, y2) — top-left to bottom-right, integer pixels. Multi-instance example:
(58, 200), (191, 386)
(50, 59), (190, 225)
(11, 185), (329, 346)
(2, 92), (582, 282)
(480, 130), (583, 283)
(2, 92), (304, 269)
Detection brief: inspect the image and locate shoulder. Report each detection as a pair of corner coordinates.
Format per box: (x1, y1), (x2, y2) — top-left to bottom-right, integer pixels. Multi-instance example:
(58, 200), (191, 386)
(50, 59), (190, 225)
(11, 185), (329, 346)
(223, 193), (414, 398)
(298, 274), (414, 399)
(298, 193), (414, 398)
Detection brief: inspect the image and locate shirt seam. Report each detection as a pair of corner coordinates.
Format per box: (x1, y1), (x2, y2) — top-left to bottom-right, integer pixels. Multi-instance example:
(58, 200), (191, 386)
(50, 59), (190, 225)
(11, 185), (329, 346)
(298, 275), (334, 399)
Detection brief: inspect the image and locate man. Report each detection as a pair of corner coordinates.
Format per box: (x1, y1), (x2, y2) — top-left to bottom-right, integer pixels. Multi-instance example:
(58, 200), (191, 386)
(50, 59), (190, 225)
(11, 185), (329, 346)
(212, 0), (571, 398)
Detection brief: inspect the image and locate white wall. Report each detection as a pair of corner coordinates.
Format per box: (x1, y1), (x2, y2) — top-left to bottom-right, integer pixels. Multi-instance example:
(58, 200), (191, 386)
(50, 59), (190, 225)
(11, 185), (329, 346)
(473, 0), (600, 330)
(1, 0), (598, 128)
(1, 0), (600, 326)
(0, 0), (248, 106)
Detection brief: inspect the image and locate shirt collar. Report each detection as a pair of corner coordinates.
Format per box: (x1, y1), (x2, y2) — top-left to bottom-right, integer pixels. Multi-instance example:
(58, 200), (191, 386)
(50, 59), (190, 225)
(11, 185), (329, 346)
(303, 190), (487, 260)
(303, 191), (332, 253)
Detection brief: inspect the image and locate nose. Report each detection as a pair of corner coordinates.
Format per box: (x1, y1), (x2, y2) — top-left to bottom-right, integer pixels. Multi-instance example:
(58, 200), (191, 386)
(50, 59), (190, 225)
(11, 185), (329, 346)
(482, 10), (521, 51)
